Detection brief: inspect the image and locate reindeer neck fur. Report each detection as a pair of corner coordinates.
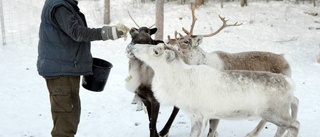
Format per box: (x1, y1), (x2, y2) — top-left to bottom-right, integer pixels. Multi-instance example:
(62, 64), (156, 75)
(125, 58), (154, 93)
(182, 46), (224, 70)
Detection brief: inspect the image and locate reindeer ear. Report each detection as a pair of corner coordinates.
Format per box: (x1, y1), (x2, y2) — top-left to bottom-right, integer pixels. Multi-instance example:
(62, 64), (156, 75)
(165, 50), (175, 62)
(191, 36), (204, 47)
(150, 28), (158, 35)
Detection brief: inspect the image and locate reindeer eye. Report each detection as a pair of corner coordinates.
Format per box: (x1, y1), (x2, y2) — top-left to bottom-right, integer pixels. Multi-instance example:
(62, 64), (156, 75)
(154, 50), (159, 55)
(153, 48), (160, 56)
(153, 47), (163, 56)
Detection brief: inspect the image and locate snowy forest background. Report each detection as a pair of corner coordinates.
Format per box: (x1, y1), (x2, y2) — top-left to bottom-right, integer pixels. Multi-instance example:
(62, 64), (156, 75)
(0, 0), (320, 137)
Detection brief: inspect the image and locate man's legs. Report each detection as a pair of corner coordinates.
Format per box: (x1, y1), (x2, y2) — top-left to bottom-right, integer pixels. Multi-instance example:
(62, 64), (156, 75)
(46, 76), (81, 137)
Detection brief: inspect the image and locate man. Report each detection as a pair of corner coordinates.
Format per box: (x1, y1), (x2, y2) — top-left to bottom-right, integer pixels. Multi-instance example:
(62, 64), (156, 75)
(37, 0), (128, 136)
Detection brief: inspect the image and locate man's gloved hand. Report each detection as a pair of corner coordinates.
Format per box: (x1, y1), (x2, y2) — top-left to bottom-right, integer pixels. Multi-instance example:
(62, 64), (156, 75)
(115, 23), (129, 40)
(101, 23), (129, 40)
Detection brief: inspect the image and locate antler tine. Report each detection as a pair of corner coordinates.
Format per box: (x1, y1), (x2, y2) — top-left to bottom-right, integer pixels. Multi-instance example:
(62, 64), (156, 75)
(181, 3), (197, 36)
(219, 15), (243, 27)
(149, 23), (155, 29)
(127, 10), (140, 28)
(174, 31), (179, 40)
(167, 31), (190, 45)
(167, 32), (180, 45)
(167, 35), (176, 45)
(182, 27), (190, 35)
(167, 33), (177, 45)
(189, 3), (197, 35)
(200, 15), (242, 37)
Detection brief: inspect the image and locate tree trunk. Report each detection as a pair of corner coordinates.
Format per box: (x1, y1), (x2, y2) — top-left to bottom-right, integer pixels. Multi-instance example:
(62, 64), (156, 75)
(155, 0), (164, 40)
(104, 0), (110, 24)
(221, 0), (224, 8)
(318, 45), (320, 63)
(313, 0), (316, 7)
(241, 0), (248, 7)
(0, 0), (5, 45)
(195, 0), (204, 7)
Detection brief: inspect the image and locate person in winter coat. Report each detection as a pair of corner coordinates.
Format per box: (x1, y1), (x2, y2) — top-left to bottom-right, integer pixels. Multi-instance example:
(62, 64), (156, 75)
(37, 0), (129, 136)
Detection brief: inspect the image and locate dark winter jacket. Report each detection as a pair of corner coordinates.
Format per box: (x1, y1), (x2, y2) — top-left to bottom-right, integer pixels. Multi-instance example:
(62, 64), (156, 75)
(37, 0), (102, 77)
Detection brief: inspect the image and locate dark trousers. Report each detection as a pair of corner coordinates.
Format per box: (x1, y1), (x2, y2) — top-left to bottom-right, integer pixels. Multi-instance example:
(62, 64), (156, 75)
(45, 76), (81, 137)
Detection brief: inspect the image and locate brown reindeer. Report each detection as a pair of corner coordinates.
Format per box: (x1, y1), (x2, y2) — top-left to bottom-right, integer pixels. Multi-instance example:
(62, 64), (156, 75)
(126, 4), (297, 136)
(125, 13), (178, 137)
(166, 4), (298, 137)
(126, 27), (165, 137)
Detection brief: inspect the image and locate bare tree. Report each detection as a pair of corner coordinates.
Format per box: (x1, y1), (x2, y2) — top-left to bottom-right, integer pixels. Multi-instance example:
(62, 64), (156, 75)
(178, 0), (186, 4)
(241, 0), (248, 7)
(318, 44), (320, 63)
(195, 0), (205, 7)
(221, 0), (224, 8)
(0, 0), (5, 45)
(104, 0), (110, 24)
(155, 0), (164, 40)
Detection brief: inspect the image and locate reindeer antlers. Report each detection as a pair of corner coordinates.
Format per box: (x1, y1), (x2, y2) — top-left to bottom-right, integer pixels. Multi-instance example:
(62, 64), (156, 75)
(127, 10), (140, 28)
(201, 15), (242, 37)
(127, 10), (156, 29)
(180, 3), (242, 38)
(167, 31), (184, 45)
(167, 3), (242, 46)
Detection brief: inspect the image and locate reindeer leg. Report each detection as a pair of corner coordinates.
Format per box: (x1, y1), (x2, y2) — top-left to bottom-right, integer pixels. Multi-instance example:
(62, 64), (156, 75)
(261, 109), (300, 137)
(207, 119), (219, 137)
(245, 120), (267, 137)
(149, 97), (160, 137)
(138, 86), (160, 137)
(159, 107), (180, 137)
(189, 113), (207, 137)
(291, 97), (299, 120)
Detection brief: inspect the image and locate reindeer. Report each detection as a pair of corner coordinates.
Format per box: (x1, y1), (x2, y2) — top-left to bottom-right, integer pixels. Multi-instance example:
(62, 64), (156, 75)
(126, 4), (298, 137)
(130, 43), (300, 137)
(165, 4), (298, 137)
(125, 12), (179, 137)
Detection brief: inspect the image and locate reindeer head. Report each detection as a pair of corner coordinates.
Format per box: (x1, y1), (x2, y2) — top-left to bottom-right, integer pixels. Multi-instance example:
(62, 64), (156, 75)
(126, 11), (165, 59)
(127, 11), (163, 45)
(130, 27), (158, 44)
(131, 43), (177, 66)
(167, 3), (242, 53)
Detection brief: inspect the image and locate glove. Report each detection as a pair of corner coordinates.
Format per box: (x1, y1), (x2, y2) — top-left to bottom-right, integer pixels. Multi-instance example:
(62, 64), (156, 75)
(115, 23), (130, 40)
(101, 23), (129, 40)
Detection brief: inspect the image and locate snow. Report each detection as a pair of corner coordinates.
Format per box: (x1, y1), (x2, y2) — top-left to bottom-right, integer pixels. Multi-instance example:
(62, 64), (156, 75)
(0, 0), (320, 137)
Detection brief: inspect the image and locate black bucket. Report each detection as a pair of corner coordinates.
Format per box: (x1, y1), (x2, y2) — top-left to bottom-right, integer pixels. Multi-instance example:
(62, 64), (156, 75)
(82, 58), (113, 92)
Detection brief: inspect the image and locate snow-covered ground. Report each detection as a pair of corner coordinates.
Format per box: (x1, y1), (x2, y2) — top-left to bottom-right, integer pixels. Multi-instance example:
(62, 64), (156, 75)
(0, 0), (319, 137)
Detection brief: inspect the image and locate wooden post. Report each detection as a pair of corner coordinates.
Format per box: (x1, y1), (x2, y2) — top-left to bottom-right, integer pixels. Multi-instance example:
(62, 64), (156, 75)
(155, 0), (164, 40)
(0, 0), (5, 45)
(104, 0), (110, 24)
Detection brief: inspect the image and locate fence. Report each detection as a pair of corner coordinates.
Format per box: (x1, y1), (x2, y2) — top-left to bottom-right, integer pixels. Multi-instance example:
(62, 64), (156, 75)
(0, 0), (105, 46)
(0, 0), (45, 46)
(0, 0), (318, 46)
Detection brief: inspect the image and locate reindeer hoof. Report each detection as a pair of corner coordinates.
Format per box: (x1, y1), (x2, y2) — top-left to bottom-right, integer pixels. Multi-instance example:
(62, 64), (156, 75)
(207, 131), (219, 137)
(159, 133), (168, 137)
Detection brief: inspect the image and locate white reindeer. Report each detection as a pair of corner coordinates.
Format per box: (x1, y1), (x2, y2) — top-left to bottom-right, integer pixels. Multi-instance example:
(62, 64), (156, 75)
(131, 43), (300, 137)
(165, 4), (298, 137)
